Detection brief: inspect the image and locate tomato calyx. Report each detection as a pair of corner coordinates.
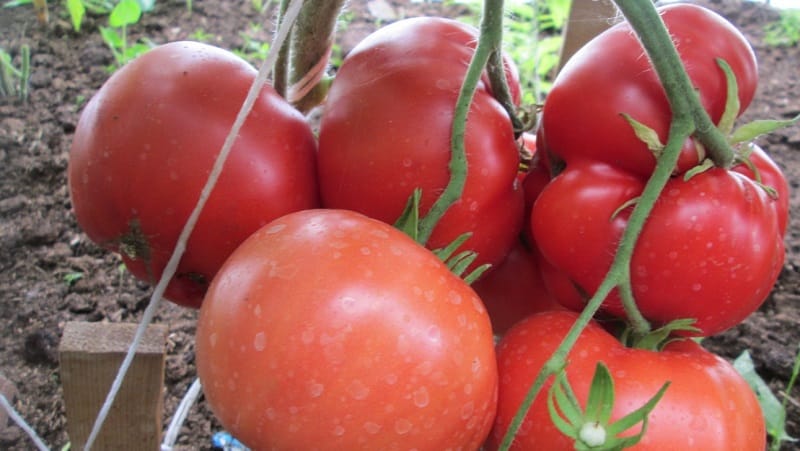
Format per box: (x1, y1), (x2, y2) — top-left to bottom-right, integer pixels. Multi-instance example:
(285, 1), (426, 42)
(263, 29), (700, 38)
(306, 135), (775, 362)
(394, 188), (490, 283)
(620, 318), (700, 351)
(548, 362), (670, 450)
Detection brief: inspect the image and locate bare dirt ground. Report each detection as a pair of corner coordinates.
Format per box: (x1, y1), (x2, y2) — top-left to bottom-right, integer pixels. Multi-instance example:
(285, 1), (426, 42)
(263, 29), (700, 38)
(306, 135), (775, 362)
(0, 0), (798, 449)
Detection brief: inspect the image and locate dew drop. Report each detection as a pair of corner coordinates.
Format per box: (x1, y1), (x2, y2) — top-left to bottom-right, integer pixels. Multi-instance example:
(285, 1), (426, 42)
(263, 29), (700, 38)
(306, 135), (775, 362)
(413, 387), (430, 408)
(253, 332), (266, 351)
(394, 418), (412, 435)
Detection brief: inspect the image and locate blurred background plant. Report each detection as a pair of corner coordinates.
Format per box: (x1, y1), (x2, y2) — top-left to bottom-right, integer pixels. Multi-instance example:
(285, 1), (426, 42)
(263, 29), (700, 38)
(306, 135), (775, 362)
(0, 44), (30, 102)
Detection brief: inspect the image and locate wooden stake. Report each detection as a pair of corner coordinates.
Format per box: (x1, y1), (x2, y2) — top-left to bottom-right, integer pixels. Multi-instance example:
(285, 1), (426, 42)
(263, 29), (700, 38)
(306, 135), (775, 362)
(59, 322), (168, 450)
(557, 0), (620, 74)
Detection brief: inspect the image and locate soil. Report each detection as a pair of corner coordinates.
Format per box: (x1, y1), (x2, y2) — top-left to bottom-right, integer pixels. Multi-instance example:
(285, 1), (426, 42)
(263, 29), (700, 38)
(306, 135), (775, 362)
(0, 0), (798, 449)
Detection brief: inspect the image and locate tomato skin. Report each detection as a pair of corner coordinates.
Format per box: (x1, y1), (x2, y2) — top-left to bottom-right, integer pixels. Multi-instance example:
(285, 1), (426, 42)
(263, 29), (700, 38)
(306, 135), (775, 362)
(318, 17), (524, 272)
(487, 311), (766, 450)
(472, 240), (563, 335)
(542, 4), (758, 177)
(532, 159), (785, 335)
(68, 41), (319, 308)
(196, 209), (498, 450)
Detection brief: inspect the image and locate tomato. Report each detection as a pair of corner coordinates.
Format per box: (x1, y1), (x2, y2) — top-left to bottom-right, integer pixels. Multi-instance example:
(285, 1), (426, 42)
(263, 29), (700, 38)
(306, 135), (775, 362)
(317, 17), (524, 273)
(472, 240), (563, 335)
(196, 209), (498, 450)
(542, 4), (758, 177)
(531, 4), (787, 335)
(532, 157), (786, 335)
(68, 41), (319, 308)
(487, 311), (766, 450)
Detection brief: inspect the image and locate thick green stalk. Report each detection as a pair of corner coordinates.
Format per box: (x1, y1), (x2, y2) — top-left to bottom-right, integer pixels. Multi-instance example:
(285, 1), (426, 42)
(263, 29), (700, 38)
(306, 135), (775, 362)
(417, 0), (505, 245)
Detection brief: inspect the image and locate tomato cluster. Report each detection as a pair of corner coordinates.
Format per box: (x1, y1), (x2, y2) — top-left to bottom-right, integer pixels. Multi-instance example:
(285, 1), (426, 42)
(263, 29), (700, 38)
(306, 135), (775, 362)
(67, 4), (784, 450)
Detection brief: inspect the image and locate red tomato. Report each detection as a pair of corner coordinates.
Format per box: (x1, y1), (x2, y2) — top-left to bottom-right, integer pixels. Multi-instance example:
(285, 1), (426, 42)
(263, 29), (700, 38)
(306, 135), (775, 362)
(318, 17), (524, 272)
(487, 311), (766, 450)
(532, 158), (786, 335)
(196, 209), (498, 450)
(472, 240), (563, 335)
(542, 4), (758, 177)
(68, 41), (319, 308)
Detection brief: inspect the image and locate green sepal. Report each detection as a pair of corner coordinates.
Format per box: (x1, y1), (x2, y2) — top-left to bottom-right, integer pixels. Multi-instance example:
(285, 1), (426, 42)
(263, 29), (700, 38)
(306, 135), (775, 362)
(682, 158), (715, 181)
(715, 58), (740, 136)
(432, 232), (471, 262)
(604, 380), (670, 446)
(547, 370), (583, 438)
(626, 318), (700, 351)
(729, 114), (800, 145)
(447, 250), (478, 277)
(394, 188), (423, 242)
(585, 363), (615, 425)
(463, 263), (491, 285)
(547, 362), (669, 450)
(621, 113), (665, 156)
(733, 350), (796, 445)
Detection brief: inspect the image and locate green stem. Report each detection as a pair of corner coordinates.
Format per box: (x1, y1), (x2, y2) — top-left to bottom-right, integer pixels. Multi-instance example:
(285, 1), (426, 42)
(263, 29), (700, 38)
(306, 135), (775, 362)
(487, 50), (524, 136)
(273, 0), (291, 97)
(285, 0), (345, 113)
(417, 0), (505, 245)
(613, 0), (733, 168)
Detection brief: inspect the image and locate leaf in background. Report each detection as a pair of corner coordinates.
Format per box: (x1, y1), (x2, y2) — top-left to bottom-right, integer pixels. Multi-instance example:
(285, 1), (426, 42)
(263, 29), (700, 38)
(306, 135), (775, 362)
(109, 0), (142, 28)
(733, 350), (796, 445)
(66, 0), (85, 32)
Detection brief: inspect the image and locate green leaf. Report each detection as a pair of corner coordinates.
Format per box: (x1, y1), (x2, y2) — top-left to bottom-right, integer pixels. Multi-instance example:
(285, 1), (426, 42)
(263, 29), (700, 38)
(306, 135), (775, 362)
(66, 0), (85, 32)
(109, 0), (142, 28)
(621, 113), (665, 155)
(585, 363), (615, 424)
(99, 26), (123, 48)
(733, 350), (796, 444)
(729, 115), (800, 145)
(715, 58), (740, 136)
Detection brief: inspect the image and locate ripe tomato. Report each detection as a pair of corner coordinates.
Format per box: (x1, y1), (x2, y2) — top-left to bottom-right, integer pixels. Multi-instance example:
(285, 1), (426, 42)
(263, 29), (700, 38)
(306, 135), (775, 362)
(318, 17), (524, 273)
(196, 209), (498, 450)
(487, 311), (765, 450)
(68, 41), (319, 308)
(472, 240), (563, 335)
(542, 3), (758, 177)
(532, 157), (786, 336)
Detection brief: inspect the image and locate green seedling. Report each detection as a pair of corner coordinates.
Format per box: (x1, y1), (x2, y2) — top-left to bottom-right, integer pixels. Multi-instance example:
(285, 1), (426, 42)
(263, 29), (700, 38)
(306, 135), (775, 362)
(99, 0), (151, 68)
(0, 45), (30, 102)
(765, 9), (800, 47)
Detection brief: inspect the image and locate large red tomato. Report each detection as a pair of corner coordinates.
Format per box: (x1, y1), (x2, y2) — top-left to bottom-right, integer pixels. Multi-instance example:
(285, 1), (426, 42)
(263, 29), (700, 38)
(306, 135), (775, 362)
(196, 209), (498, 450)
(487, 311), (765, 450)
(542, 3), (758, 177)
(68, 41), (319, 308)
(317, 17), (524, 273)
(532, 157), (786, 335)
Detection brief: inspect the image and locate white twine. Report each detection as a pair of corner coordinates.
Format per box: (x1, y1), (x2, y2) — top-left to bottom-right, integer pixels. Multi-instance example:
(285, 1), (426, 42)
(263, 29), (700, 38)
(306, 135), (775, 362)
(160, 377), (203, 451)
(82, 0), (307, 449)
(0, 393), (49, 451)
